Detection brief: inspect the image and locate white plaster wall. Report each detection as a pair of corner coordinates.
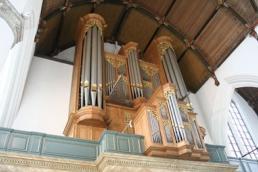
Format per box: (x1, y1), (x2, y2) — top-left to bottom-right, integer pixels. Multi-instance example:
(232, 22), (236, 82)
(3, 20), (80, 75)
(0, 0), (43, 127)
(13, 57), (73, 136)
(192, 29), (258, 146)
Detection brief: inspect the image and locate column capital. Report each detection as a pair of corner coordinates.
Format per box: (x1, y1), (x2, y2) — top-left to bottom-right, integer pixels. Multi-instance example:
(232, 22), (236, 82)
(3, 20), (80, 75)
(76, 13), (107, 42)
(120, 42), (138, 56)
(162, 83), (177, 98)
(155, 36), (174, 57)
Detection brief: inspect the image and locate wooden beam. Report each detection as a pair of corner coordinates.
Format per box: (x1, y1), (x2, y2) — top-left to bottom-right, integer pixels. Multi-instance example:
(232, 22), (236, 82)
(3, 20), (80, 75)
(249, 0), (258, 12)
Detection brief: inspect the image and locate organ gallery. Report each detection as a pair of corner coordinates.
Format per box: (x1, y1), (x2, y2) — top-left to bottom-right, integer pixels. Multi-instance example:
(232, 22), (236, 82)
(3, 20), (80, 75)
(64, 13), (209, 161)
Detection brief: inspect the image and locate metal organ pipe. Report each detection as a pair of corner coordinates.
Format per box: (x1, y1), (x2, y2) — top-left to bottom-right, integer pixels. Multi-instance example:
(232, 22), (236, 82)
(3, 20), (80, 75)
(127, 48), (143, 99)
(132, 49), (143, 97)
(97, 28), (102, 108)
(130, 50), (139, 98)
(84, 28), (92, 106)
(164, 51), (181, 98)
(80, 38), (86, 107)
(167, 48), (189, 101)
(127, 52), (136, 98)
(78, 17), (105, 109)
(90, 26), (98, 106)
(128, 51), (137, 98)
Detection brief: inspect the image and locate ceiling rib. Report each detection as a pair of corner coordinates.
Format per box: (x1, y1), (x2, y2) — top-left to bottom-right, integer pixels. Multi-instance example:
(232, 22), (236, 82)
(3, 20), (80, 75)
(49, 0), (70, 56)
(143, 0), (177, 53)
(112, 3), (131, 42)
(249, 0), (258, 12)
(225, 5), (248, 25)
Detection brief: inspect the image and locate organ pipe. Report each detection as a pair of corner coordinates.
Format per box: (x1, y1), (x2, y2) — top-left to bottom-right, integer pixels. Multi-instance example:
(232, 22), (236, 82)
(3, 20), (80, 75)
(77, 14), (106, 109)
(157, 37), (189, 102)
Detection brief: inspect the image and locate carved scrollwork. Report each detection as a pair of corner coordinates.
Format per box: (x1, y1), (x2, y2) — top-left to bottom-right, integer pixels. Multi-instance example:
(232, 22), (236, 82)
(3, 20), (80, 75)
(0, 0), (23, 46)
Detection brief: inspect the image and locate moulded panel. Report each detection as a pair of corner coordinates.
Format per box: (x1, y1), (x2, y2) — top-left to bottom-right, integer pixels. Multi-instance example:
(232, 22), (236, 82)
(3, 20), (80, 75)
(28, 135), (43, 154)
(117, 136), (130, 152)
(42, 137), (98, 160)
(7, 133), (30, 152)
(105, 133), (116, 151)
(0, 129), (11, 150)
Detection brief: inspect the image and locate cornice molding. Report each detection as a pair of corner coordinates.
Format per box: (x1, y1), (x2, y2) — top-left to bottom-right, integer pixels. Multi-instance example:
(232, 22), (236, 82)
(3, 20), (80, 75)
(0, 151), (237, 172)
(0, 0), (23, 47)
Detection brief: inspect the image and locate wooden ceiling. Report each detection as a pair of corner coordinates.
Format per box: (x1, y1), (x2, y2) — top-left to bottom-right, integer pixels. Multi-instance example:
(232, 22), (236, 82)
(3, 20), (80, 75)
(35, 0), (258, 93)
(237, 87), (258, 116)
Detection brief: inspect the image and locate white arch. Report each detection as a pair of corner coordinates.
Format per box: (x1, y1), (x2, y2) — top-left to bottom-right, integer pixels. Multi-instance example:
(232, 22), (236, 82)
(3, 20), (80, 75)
(0, 17), (14, 71)
(208, 75), (258, 146)
(194, 31), (258, 146)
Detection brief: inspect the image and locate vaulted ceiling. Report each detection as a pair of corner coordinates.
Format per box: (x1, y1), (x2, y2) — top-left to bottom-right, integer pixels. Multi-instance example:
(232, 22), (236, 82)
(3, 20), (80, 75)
(35, 0), (258, 92)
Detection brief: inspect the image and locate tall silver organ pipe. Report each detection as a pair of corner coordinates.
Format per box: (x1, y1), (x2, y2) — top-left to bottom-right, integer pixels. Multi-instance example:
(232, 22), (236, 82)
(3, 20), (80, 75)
(126, 46), (143, 99)
(79, 22), (105, 109)
(165, 88), (186, 143)
(167, 48), (188, 101)
(158, 39), (189, 102)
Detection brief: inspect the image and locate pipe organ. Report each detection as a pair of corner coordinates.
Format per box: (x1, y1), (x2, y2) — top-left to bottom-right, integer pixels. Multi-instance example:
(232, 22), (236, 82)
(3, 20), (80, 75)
(64, 13), (209, 161)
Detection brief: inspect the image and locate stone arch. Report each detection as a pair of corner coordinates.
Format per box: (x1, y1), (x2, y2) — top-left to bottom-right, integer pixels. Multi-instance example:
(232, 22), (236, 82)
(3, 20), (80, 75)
(209, 74), (258, 145)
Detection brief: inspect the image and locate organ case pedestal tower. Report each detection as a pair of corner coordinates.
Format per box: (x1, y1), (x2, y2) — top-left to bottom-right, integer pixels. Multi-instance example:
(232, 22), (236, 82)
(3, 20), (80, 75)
(64, 13), (209, 161)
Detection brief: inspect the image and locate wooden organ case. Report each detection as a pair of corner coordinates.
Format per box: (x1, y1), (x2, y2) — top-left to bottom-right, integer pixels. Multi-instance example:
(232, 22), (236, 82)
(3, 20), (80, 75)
(64, 13), (209, 161)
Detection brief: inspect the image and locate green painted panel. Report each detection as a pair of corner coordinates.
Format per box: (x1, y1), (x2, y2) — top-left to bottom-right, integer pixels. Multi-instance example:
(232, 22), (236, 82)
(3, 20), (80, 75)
(42, 137), (98, 160)
(206, 144), (228, 163)
(0, 129), (11, 150)
(117, 136), (130, 152)
(0, 127), (144, 161)
(28, 135), (42, 154)
(8, 133), (29, 151)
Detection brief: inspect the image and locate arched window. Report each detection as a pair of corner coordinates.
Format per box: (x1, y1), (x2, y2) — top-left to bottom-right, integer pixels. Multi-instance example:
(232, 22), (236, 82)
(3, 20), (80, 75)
(227, 100), (258, 160)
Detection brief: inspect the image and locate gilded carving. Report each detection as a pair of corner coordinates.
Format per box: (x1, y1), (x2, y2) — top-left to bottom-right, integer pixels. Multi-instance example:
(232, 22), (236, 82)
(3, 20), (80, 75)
(105, 53), (126, 69)
(139, 60), (159, 77)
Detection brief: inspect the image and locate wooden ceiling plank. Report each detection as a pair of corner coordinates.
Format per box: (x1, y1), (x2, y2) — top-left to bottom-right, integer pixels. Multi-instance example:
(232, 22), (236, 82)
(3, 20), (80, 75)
(49, 0), (71, 56)
(164, 0), (176, 17)
(143, 26), (161, 53)
(191, 47), (220, 86)
(143, 0), (177, 53)
(193, 6), (220, 41)
(113, 5), (131, 41)
(177, 47), (189, 62)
